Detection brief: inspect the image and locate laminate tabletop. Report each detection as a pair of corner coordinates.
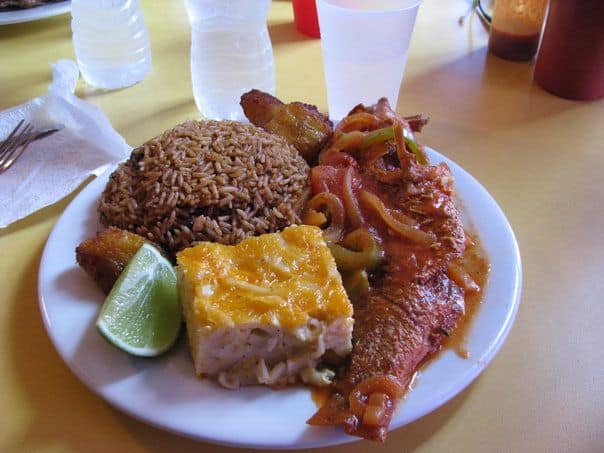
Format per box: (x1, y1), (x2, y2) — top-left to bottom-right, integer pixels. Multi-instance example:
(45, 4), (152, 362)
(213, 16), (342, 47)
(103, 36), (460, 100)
(0, 1), (602, 452)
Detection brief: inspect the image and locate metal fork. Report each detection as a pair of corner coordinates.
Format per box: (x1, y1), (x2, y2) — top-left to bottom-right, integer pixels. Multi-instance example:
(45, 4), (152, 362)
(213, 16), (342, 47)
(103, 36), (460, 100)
(0, 120), (63, 175)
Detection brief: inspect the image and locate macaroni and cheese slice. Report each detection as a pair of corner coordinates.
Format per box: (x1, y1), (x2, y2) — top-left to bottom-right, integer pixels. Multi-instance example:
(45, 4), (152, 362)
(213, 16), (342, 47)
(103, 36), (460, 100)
(177, 225), (353, 388)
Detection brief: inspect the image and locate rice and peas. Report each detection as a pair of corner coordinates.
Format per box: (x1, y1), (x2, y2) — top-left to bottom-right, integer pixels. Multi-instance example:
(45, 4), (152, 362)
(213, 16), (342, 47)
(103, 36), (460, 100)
(99, 120), (310, 258)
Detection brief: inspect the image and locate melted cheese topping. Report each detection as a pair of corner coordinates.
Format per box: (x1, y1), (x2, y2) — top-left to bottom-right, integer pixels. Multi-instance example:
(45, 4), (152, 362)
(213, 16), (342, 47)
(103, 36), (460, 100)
(177, 225), (352, 329)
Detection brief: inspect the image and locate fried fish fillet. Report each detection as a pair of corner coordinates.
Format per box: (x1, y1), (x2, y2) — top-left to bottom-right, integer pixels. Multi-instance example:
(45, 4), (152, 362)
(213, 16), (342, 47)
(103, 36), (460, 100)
(307, 100), (468, 441)
(240, 89), (333, 163)
(75, 227), (148, 294)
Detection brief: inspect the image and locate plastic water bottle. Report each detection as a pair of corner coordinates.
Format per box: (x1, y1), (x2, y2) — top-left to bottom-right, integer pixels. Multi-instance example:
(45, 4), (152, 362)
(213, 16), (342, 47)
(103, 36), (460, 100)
(71, 0), (152, 89)
(185, 0), (275, 121)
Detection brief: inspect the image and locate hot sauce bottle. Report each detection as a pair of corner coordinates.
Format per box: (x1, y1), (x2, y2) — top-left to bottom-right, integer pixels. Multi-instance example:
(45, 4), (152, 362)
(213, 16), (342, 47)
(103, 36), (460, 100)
(534, 0), (604, 101)
(488, 0), (547, 61)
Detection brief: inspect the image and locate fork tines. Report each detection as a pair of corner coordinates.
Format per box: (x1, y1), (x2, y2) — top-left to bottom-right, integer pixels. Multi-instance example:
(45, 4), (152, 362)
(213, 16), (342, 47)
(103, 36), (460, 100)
(0, 120), (36, 174)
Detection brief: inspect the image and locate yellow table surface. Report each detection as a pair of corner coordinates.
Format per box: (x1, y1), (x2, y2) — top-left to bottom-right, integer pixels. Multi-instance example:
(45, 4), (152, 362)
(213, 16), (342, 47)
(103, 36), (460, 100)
(1, 1), (603, 451)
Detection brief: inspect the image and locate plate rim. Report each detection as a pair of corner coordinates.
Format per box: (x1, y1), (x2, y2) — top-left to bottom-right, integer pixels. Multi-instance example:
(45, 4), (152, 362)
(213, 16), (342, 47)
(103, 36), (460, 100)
(37, 146), (522, 449)
(0, 1), (70, 25)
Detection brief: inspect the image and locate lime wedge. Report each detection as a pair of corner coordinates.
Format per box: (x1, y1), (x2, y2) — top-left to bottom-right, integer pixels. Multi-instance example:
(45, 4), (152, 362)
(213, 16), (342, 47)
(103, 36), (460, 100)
(96, 243), (181, 357)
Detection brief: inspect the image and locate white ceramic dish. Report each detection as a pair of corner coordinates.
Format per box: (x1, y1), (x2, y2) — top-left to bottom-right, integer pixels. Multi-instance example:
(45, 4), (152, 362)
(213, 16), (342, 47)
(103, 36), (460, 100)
(0, 1), (70, 25)
(38, 147), (522, 449)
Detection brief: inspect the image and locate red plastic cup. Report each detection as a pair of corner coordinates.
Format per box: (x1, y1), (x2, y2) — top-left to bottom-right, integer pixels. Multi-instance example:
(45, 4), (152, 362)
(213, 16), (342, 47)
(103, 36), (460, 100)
(293, 0), (321, 38)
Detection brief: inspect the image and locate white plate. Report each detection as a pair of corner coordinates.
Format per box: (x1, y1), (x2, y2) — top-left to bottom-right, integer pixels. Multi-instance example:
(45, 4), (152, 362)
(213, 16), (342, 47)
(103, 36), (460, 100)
(0, 1), (70, 25)
(38, 147), (522, 449)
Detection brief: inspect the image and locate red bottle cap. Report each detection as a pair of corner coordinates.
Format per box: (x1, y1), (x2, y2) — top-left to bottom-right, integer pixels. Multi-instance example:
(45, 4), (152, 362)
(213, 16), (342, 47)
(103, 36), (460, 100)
(293, 0), (320, 38)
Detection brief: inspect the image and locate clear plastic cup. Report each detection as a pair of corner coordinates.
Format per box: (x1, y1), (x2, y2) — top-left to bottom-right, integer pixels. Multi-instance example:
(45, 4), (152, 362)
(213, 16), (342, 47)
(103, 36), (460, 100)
(316, 0), (421, 120)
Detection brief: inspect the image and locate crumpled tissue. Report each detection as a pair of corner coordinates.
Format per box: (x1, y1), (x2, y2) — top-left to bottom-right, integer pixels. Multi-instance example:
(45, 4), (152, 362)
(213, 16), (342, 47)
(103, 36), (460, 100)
(0, 59), (130, 228)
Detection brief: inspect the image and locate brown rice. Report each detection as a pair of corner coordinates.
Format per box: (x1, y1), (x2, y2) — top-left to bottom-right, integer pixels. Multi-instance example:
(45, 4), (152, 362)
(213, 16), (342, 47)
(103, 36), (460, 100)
(98, 120), (310, 258)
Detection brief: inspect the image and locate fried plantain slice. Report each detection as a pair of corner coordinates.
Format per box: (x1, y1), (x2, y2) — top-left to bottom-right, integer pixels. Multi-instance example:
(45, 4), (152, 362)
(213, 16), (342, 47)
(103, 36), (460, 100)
(75, 227), (149, 294)
(241, 89), (333, 164)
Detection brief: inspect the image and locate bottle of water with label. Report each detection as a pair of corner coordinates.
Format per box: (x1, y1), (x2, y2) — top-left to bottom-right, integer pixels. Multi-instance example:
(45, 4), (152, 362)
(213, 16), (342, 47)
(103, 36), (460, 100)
(71, 0), (152, 89)
(185, 0), (275, 121)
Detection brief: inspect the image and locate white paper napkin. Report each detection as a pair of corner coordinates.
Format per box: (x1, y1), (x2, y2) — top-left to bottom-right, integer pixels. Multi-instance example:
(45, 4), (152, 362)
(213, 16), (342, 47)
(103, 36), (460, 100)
(0, 59), (131, 228)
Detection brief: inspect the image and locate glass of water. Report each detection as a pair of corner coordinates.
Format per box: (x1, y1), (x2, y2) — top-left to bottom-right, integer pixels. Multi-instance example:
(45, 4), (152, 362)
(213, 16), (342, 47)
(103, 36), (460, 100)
(316, 0), (422, 120)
